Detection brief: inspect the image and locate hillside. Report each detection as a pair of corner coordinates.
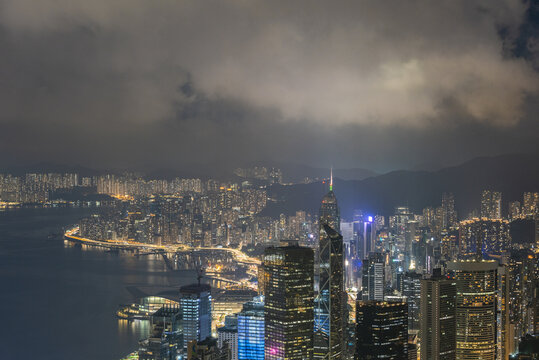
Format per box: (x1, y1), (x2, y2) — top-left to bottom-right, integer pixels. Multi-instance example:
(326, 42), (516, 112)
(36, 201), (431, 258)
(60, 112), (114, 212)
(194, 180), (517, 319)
(262, 154), (539, 219)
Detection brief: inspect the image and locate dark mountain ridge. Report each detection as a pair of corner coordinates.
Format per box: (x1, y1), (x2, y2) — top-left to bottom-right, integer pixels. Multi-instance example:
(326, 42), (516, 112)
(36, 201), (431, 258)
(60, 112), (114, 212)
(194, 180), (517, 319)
(262, 153), (539, 220)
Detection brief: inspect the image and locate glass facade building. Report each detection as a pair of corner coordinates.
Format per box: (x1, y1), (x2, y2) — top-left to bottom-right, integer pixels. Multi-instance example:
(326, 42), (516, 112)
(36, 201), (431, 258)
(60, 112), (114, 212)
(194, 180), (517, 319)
(355, 301), (408, 360)
(179, 283), (212, 350)
(315, 176), (345, 360)
(264, 245), (314, 360)
(447, 261), (497, 360)
(403, 271), (422, 332)
(315, 224), (344, 360)
(361, 252), (385, 301)
(237, 296), (265, 360)
(420, 270), (457, 360)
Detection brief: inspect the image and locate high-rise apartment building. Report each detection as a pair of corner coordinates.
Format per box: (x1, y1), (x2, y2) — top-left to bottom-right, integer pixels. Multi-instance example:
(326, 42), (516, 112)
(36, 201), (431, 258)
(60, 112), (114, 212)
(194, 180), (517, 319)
(420, 269), (457, 360)
(264, 245), (314, 360)
(442, 192), (458, 229)
(458, 219), (511, 259)
(522, 192), (539, 216)
(179, 283), (212, 350)
(481, 190), (502, 219)
(355, 301), (408, 359)
(447, 261), (497, 360)
(508, 201), (521, 220)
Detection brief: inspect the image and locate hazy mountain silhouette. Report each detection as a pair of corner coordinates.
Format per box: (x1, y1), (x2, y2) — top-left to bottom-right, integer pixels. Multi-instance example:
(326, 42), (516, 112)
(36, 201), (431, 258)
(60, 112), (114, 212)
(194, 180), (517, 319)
(262, 153), (539, 220)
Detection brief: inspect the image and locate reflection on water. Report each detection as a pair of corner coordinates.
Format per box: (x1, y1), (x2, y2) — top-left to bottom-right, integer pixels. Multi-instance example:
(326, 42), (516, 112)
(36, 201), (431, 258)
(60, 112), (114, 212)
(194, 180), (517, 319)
(118, 319), (151, 342)
(0, 207), (197, 360)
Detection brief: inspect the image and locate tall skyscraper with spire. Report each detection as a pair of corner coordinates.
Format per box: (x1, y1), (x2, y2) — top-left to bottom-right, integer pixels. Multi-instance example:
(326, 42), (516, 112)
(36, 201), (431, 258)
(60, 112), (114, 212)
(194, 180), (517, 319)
(315, 170), (344, 360)
(319, 168), (340, 230)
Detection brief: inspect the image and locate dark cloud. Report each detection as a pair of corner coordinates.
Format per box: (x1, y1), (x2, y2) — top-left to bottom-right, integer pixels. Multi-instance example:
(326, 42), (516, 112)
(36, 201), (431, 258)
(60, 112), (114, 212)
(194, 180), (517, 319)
(0, 0), (538, 173)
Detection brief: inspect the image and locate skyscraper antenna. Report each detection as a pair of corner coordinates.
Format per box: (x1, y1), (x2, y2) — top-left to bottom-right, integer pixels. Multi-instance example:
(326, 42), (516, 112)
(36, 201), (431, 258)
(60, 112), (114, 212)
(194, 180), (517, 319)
(330, 167), (333, 191)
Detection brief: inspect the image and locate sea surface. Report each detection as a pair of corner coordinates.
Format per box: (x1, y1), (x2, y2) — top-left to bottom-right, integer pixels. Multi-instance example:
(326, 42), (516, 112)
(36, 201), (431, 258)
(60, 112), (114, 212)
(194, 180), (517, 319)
(0, 207), (196, 360)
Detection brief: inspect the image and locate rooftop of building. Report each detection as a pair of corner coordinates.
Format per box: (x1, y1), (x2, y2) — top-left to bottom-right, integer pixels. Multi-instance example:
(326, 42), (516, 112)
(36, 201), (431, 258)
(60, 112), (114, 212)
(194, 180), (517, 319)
(446, 259), (498, 271)
(180, 283), (211, 294)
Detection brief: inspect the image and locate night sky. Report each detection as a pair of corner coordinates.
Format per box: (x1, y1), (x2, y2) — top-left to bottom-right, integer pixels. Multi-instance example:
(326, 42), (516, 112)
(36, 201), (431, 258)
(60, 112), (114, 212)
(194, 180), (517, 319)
(0, 0), (538, 173)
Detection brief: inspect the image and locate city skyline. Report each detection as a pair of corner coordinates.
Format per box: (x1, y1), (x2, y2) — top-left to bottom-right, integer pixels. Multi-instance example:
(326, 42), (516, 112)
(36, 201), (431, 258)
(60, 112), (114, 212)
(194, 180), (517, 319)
(0, 1), (538, 359)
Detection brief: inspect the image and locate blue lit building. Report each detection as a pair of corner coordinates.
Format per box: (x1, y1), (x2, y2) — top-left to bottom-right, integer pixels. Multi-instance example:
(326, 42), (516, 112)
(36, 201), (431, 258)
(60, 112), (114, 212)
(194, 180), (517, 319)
(179, 283), (212, 350)
(238, 296), (265, 360)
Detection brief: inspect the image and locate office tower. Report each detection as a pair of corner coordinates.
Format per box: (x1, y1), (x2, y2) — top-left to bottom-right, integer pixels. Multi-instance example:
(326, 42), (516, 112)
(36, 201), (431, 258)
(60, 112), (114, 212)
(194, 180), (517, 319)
(139, 305), (182, 360)
(442, 192), (457, 229)
(218, 321), (238, 360)
(447, 261), (497, 360)
(238, 297), (265, 360)
(420, 269), (457, 360)
(319, 170), (340, 231)
(355, 301), (408, 359)
(458, 219), (511, 259)
(341, 221), (356, 288)
(315, 224), (345, 360)
(360, 217), (376, 260)
(403, 272), (422, 332)
(257, 264), (267, 296)
(264, 245), (314, 360)
(315, 170), (344, 360)
(481, 190), (502, 219)
(405, 221), (417, 270)
(180, 283), (212, 350)
(362, 252), (385, 301)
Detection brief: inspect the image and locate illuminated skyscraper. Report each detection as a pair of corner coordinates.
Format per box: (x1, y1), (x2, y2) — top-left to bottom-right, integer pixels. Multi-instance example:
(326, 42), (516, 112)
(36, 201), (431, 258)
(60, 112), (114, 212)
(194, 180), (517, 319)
(314, 170), (344, 360)
(362, 252), (385, 301)
(238, 297), (264, 360)
(420, 269), (457, 360)
(496, 265), (510, 360)
(361, 217), (376, 260)
(315, 225), (345, 360)
(319, 169), (340, 231)
(179, 283), (212, 350)
(264, 245), (314, 360)
(447, 261), (497, 360)
(403, 271), (422, 332)
(355, 301), (408, 359)
(481, 190), (502, 219)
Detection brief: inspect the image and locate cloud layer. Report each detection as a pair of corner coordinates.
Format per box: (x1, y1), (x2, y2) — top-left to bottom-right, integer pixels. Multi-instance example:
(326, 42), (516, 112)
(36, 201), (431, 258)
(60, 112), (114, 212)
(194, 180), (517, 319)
(0, 0), (538, 171)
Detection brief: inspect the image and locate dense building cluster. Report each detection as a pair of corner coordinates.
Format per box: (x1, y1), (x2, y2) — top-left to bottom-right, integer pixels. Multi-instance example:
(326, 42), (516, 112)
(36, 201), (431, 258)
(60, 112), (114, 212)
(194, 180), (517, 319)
(77, 192), (320, 249)
(124, 176), (538, 360)
(0, 173), (80, 203)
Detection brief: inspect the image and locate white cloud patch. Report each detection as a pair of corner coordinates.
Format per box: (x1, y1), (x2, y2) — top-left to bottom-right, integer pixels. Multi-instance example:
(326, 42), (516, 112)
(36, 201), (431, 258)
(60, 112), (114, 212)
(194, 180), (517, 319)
(0, 0), (538, 128)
